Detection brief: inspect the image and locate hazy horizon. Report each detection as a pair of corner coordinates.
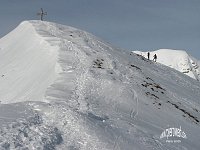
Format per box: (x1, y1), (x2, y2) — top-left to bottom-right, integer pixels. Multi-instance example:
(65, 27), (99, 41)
(0, 0), (200, 58)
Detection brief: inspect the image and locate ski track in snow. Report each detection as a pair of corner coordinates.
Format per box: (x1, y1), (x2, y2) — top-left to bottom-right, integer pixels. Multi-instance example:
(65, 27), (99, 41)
(130, 89), (139, 119)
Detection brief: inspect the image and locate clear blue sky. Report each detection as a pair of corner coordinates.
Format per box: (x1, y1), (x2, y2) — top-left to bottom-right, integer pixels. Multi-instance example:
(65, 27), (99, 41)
(0, 0), (200, 58)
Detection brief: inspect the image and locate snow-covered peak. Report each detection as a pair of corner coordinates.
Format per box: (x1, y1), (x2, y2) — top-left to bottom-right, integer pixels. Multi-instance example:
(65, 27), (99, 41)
(0, 21), (200, 149)
(133, 49), (200, 81)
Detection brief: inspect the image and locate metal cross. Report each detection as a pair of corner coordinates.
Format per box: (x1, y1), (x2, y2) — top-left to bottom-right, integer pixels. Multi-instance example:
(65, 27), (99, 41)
(37, 8), (47, 21)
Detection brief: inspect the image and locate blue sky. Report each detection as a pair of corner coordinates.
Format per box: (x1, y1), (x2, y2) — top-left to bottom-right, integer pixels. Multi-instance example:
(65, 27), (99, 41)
(0, 0), (200, 58)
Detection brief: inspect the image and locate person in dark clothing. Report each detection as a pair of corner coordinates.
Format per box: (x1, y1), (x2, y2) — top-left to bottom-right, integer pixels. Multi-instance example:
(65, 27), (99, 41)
(153, 54), (157, 62)
(147, 52), (150, 60)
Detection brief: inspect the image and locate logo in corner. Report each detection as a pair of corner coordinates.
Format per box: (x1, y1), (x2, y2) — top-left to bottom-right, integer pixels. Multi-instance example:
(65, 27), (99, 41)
(160, 126), (187, 143)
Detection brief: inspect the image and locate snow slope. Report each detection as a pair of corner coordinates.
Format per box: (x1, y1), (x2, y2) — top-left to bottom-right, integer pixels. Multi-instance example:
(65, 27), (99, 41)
(133, 49), (200, 81)
(0, 21), (61, 103)
(0, 21), (200, 150)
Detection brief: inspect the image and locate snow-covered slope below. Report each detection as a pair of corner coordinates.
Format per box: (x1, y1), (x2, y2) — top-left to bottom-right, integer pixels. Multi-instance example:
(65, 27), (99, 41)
(0, 21), (200, 150)
(133, 49), (200, 81)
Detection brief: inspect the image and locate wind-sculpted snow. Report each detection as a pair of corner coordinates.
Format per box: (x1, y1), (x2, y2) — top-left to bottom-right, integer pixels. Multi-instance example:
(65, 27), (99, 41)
(0, 21), (60, 104)
(0, 103), (63, 150)
(0, 21), (200, 149)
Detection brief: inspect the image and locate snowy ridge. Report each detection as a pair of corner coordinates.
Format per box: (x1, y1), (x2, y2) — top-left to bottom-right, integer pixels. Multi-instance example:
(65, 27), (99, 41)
(133, 49), (200, 81)
(0, 21), (60, 104)
(0, 21), (200, 149)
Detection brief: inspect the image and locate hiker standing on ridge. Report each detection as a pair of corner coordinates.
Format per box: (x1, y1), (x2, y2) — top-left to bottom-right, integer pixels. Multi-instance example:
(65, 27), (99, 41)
(153, 54), (157, 62)
(147, 52), (150, 60)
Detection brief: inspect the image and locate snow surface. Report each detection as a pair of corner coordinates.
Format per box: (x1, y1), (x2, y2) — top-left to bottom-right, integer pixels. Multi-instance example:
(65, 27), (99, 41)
(133, 49), (200, 81)
(0, 21), (200, 150)
(0, 21), (61, 103)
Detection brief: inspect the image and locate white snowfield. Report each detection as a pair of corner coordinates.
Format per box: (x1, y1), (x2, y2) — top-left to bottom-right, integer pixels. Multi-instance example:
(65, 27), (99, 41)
(0, 21), (200, 150)
(133, 49), (200, 81)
